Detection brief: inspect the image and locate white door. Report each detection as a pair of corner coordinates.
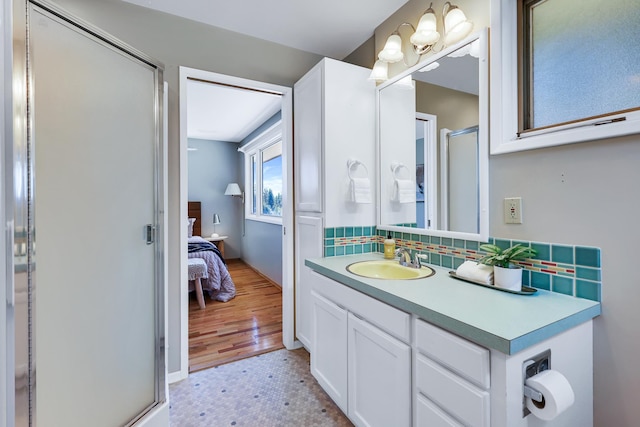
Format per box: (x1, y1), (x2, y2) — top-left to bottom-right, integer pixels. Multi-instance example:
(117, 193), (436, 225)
(13, 2), (165, 426)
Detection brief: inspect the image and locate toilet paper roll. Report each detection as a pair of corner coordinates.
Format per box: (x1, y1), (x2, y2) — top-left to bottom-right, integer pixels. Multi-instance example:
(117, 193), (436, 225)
(525, 370), (575, 421)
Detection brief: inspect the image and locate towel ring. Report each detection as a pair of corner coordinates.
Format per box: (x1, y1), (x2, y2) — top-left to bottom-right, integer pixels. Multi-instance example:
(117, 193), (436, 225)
(390, 162), (411, 179)
(347, 159), (368, 180)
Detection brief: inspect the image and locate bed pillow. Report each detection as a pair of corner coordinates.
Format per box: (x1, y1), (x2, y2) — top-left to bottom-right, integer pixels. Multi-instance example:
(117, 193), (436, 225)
(187, 218), (196, 238)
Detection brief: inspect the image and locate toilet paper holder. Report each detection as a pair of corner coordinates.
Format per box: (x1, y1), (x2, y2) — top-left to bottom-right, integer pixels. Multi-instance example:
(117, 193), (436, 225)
(522, 349), (551, 417)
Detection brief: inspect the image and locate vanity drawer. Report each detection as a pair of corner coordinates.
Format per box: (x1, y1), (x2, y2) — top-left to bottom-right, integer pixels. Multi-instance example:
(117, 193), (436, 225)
(416, 354), (490, 427)
(415, 319), (490, 389)
(310, 271), (410, 342)
(416, 393), (463, 427)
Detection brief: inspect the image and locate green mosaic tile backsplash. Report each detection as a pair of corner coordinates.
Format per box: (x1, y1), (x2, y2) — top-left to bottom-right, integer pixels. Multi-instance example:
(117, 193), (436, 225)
(323, 226), (602, 302)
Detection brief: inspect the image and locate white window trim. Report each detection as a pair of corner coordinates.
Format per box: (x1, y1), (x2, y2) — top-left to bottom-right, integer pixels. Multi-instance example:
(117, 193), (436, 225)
(490, 0), (640, 154)
(238, 120), (283, 225)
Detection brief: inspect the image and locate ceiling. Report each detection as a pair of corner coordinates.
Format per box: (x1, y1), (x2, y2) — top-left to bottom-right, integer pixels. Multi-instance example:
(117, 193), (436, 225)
(187, 80), (282, 142)
(137, 0), (409, 142)
(123, 0), (408, 142)
(123, 0), (408, 58)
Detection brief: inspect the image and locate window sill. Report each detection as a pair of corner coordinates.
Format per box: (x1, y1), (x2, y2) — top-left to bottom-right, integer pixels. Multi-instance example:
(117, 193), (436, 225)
(246, 215), (282, 226)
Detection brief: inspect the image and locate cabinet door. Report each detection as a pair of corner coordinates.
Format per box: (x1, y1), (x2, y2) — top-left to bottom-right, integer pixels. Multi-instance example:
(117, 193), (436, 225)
(294, 63), (323, 212)
(294, 214), (323, 349)
(348, 313), (411, 427)
(311, 291), (348, 413)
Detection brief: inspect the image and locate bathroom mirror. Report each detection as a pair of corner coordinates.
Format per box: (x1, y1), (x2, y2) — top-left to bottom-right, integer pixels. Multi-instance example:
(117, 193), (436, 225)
(377, 29), (489, 242)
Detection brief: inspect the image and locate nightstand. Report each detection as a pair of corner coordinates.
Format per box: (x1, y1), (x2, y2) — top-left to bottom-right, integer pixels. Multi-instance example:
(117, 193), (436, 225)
(204, 235), (228, 258)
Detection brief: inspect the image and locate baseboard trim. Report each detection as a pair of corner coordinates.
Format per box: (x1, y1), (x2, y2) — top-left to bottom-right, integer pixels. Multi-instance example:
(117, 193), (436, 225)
(239, 259), (282, 289)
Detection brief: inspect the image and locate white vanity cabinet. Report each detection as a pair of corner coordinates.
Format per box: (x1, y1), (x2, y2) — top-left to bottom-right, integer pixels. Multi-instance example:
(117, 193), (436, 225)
(310, 271), (412, 427)
(305, 255), (599, 427)
(294, 214), (324, 349)
(414, 319), (491, 427)
(310, 290), (348, 412)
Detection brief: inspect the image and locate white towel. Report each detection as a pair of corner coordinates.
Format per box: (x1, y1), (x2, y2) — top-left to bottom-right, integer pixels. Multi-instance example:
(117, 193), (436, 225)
(350, 177), (372, 203)
(455, 261), (494, 285)
(392, 179), (415, 203)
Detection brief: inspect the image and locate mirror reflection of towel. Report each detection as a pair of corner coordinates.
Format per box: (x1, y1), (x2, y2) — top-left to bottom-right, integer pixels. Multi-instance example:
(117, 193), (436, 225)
(392, 179), (415, 203)
(350, 177), (372, 203)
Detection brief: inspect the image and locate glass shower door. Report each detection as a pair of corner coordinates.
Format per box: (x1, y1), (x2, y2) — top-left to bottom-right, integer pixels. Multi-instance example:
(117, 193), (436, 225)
(13, 2), (165, 426)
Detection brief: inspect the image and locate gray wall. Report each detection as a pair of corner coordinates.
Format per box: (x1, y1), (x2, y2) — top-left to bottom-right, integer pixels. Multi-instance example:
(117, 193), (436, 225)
(187, 138), (242, 259)
(242, 220), (283, 286)
(376, 0), (640, 424)
(490, 138), (640, 426)
(52, 0), (322, 375)
(343, 35), (375, 69)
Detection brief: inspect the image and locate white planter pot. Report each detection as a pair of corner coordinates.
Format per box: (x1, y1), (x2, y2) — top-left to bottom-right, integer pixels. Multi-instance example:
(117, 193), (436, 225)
(493, 265), (522, 291)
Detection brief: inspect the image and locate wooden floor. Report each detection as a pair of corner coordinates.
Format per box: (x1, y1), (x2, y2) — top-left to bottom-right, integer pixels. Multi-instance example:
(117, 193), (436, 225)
(188, 258), (284, 373)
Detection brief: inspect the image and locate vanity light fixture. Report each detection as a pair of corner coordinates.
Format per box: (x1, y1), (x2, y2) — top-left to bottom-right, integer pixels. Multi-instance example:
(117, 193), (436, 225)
(371, 2), (473, 82)
(378, 20), (439, 67)
(410, 3), (440, 55)
(442, 1), (473, 46)
(378, 31), (405, 63)
(368, 60), (389, 82)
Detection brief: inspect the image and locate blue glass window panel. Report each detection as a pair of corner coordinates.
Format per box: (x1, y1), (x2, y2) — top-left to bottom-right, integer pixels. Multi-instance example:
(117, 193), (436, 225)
(262, 149), (282, 217)
(528, 0), (640, 129)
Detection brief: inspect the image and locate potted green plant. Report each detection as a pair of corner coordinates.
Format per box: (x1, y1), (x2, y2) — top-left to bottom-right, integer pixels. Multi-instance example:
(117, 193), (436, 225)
(477, 244), (537, 290)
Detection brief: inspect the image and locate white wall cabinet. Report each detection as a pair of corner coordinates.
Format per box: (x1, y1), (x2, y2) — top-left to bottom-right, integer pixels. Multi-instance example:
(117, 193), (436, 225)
(293, 57), (376, 226)
(294, 66), (323, 212)
(310, 271), (411, 427)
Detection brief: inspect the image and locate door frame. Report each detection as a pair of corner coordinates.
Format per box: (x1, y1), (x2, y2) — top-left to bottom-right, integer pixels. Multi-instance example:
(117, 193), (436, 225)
(175, 66), (296, 382)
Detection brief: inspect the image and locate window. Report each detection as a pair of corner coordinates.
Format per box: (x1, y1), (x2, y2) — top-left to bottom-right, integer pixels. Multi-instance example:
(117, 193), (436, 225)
(239, 121), (283, 224)
(260, 141), (283, 216)
(491, 0), (640, 153)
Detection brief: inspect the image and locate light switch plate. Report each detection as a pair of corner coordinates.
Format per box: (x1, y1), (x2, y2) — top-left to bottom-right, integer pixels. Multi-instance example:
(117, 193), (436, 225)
(504, 197), (522, 224)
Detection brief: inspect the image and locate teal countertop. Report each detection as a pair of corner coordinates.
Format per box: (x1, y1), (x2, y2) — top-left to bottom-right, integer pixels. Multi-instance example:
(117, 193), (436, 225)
(305, 254), (601, 355)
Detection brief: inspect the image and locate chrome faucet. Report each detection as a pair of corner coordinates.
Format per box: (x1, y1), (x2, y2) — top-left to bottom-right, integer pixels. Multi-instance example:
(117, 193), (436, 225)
(395, 248), (427, 269)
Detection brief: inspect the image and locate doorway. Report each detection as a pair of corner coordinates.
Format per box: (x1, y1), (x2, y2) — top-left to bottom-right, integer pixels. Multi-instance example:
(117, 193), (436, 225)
(177, 67), (295, 379)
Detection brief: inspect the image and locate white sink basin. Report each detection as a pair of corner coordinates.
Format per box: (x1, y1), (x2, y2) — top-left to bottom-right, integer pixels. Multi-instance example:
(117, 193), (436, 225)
(346, 260), (435, 280)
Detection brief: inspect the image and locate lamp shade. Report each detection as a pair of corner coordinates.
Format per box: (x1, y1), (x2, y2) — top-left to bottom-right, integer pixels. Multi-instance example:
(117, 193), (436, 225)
(213, 214), (221, 225)
(378, 33), (404, 63)
(368, 60), (389, 82)
(443, 4), (473, 46)
(410, 10), (440, 46)
(224, 183), (242, 196)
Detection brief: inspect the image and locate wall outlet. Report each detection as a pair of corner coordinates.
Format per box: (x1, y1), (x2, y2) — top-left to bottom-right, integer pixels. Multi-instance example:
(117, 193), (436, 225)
(504, 197), (523, 224)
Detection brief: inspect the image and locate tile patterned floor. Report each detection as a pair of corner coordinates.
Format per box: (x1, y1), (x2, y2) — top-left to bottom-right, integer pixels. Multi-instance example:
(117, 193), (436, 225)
(169, 348), (353, 426)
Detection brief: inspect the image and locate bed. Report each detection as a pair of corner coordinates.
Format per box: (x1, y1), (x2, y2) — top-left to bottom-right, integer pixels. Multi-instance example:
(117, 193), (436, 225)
(187, 201), (236, 303)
